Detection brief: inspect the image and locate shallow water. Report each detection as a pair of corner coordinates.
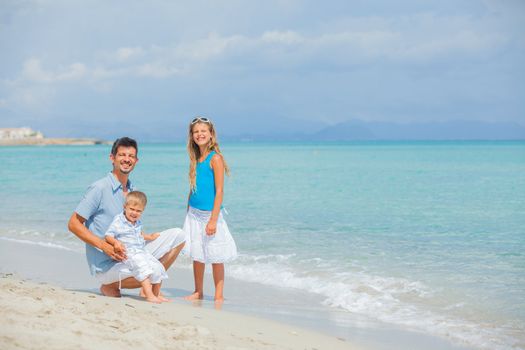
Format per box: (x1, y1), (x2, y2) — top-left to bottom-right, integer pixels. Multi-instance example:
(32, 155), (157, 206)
(1, 141), (524, 349)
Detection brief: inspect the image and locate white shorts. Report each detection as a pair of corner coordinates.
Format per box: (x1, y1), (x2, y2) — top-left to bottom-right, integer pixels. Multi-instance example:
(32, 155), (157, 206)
(182, 207), (237, 264)
(96, 227), (185, 285)
(125, 249), (168, 284)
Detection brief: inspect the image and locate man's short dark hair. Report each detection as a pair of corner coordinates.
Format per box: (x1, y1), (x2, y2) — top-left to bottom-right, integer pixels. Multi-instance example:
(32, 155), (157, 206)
(111, 137), (138, 156)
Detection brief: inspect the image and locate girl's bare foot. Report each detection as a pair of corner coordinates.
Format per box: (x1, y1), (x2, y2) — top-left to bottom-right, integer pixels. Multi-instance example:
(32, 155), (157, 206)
(184, 292), (203, 301)
(214, 297), (224, 309)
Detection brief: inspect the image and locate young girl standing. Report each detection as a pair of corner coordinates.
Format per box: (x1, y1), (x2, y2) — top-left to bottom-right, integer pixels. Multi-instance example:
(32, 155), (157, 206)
(183, 116), (237, 303)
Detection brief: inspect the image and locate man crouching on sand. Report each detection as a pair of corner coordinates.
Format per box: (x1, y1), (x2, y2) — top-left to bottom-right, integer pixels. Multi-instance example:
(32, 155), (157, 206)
(68, 137), (185, 297)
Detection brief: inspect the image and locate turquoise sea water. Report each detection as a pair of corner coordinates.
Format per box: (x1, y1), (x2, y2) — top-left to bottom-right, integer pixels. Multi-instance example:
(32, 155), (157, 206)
(1, 141), (524, 349)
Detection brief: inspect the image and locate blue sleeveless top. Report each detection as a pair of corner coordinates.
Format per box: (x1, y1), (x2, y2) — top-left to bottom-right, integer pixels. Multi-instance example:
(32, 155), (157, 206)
(189, 151), (219, 211)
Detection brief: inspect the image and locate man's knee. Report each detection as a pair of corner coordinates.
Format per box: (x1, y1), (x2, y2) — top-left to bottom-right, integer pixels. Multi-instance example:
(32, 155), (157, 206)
(165, 240), (185, 256)
(168, 241), (185, 257)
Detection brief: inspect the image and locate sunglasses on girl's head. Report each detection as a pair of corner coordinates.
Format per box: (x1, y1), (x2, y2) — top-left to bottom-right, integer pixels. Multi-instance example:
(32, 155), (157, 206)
(191, 117), (210, 124)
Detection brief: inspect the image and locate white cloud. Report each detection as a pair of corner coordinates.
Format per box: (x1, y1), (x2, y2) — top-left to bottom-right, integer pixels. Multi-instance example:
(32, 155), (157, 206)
(55, 62), (87, 80)
(5, 12), (512, 91)
(173, 32), (247, 61)
(7, 3), (513, 89)
(22, 59), (53, 82)
(91, 67), (119, 80)
(183, 24), (505, 65)
(261, 30), (304, 45)
(393, 30), (506, 61)
(7, 85), (56, 111)
(115, 47), (144, 62)
(0, 0), (522, 127)
(256, 19), (506, 63)
(21, 59), (86, 82)
(136, 63), (184, 78)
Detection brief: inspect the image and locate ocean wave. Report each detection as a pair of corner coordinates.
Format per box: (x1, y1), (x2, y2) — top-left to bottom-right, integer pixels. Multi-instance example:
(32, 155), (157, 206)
(0, 236), (79, 252)
(229, 253), (523, 350)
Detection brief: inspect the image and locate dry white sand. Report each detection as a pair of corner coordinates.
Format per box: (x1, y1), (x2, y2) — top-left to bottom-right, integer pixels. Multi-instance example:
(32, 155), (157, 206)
(0, 273), (357, 350)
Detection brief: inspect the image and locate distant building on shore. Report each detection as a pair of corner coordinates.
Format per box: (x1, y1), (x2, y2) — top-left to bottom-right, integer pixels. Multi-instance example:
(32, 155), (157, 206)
(0, 127), (44, 140)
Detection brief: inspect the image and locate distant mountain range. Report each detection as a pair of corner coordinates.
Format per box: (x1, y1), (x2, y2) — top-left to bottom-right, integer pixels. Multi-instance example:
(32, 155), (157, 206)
(7, 119), (525, 142)
(306, 120), (525, 141)
(222, 120), (525, 142)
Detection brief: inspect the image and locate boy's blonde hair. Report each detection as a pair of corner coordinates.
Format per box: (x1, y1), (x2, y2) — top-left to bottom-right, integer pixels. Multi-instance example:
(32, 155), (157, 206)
(187, 117), (230, 192)
(125, 191), (147, 208)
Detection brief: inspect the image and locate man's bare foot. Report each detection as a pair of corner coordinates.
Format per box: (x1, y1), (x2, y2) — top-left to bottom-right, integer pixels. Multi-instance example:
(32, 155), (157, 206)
(100, 284), (121, 297)
(184, 292), (203, 301)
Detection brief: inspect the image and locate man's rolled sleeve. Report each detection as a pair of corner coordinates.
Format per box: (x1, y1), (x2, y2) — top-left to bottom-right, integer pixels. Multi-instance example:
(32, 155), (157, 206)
(75, 184), (102, 220)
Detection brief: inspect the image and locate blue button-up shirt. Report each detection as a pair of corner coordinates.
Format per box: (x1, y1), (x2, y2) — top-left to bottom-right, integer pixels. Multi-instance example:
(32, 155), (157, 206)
(105, 212), (145, 252)
(75, 172), (135, 275)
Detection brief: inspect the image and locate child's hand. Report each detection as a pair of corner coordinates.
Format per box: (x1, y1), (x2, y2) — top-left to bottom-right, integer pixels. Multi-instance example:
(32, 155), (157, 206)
(149, 232), (160, 240)
(102, 241), (126, 261)
(113, 240), (126, 256)
(143, 232), (160, 241)
(205, 220), (217, 236)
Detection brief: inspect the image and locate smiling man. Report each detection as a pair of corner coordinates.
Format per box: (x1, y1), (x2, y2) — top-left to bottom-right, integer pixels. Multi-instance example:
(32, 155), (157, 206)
(68, 137), (185, 297)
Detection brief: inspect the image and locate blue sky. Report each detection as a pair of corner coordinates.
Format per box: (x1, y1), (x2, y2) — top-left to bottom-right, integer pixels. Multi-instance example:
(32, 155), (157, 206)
(0, 0), (524, 139)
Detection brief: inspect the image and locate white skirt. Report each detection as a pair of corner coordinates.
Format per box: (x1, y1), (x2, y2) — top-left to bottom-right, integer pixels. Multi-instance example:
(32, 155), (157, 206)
(182, 206), (237, 264)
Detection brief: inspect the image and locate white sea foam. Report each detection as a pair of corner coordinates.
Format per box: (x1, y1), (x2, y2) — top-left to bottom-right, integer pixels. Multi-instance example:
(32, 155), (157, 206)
(228, 254), (523, 350)
(0, 236), (79, 252)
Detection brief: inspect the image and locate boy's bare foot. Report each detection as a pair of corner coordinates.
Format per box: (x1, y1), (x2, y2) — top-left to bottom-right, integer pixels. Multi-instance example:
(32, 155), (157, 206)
(184, 292), (203, 301)
(141, 288), (165, 298)
(145, 296), (162, 304)
(158, 295), (172, 302)
(100, 284), (121, 297)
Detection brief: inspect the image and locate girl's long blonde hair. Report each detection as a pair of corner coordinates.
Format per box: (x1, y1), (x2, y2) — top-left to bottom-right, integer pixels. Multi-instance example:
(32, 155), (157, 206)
(187, 118), (230, 192)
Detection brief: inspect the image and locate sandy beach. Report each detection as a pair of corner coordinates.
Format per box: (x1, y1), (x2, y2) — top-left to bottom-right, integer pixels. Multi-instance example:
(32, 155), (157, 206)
(0, 238), (477, 350)
(0, 273), (357, 350)
(0, 238), (357, 350)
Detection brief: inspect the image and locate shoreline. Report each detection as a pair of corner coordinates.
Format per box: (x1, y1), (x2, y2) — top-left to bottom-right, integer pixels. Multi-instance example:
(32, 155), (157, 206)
(1, 274), (355, 350)
(0, 238), (475, 350)
(0, 240), (357, 350)
(0, 138), (109, 146)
